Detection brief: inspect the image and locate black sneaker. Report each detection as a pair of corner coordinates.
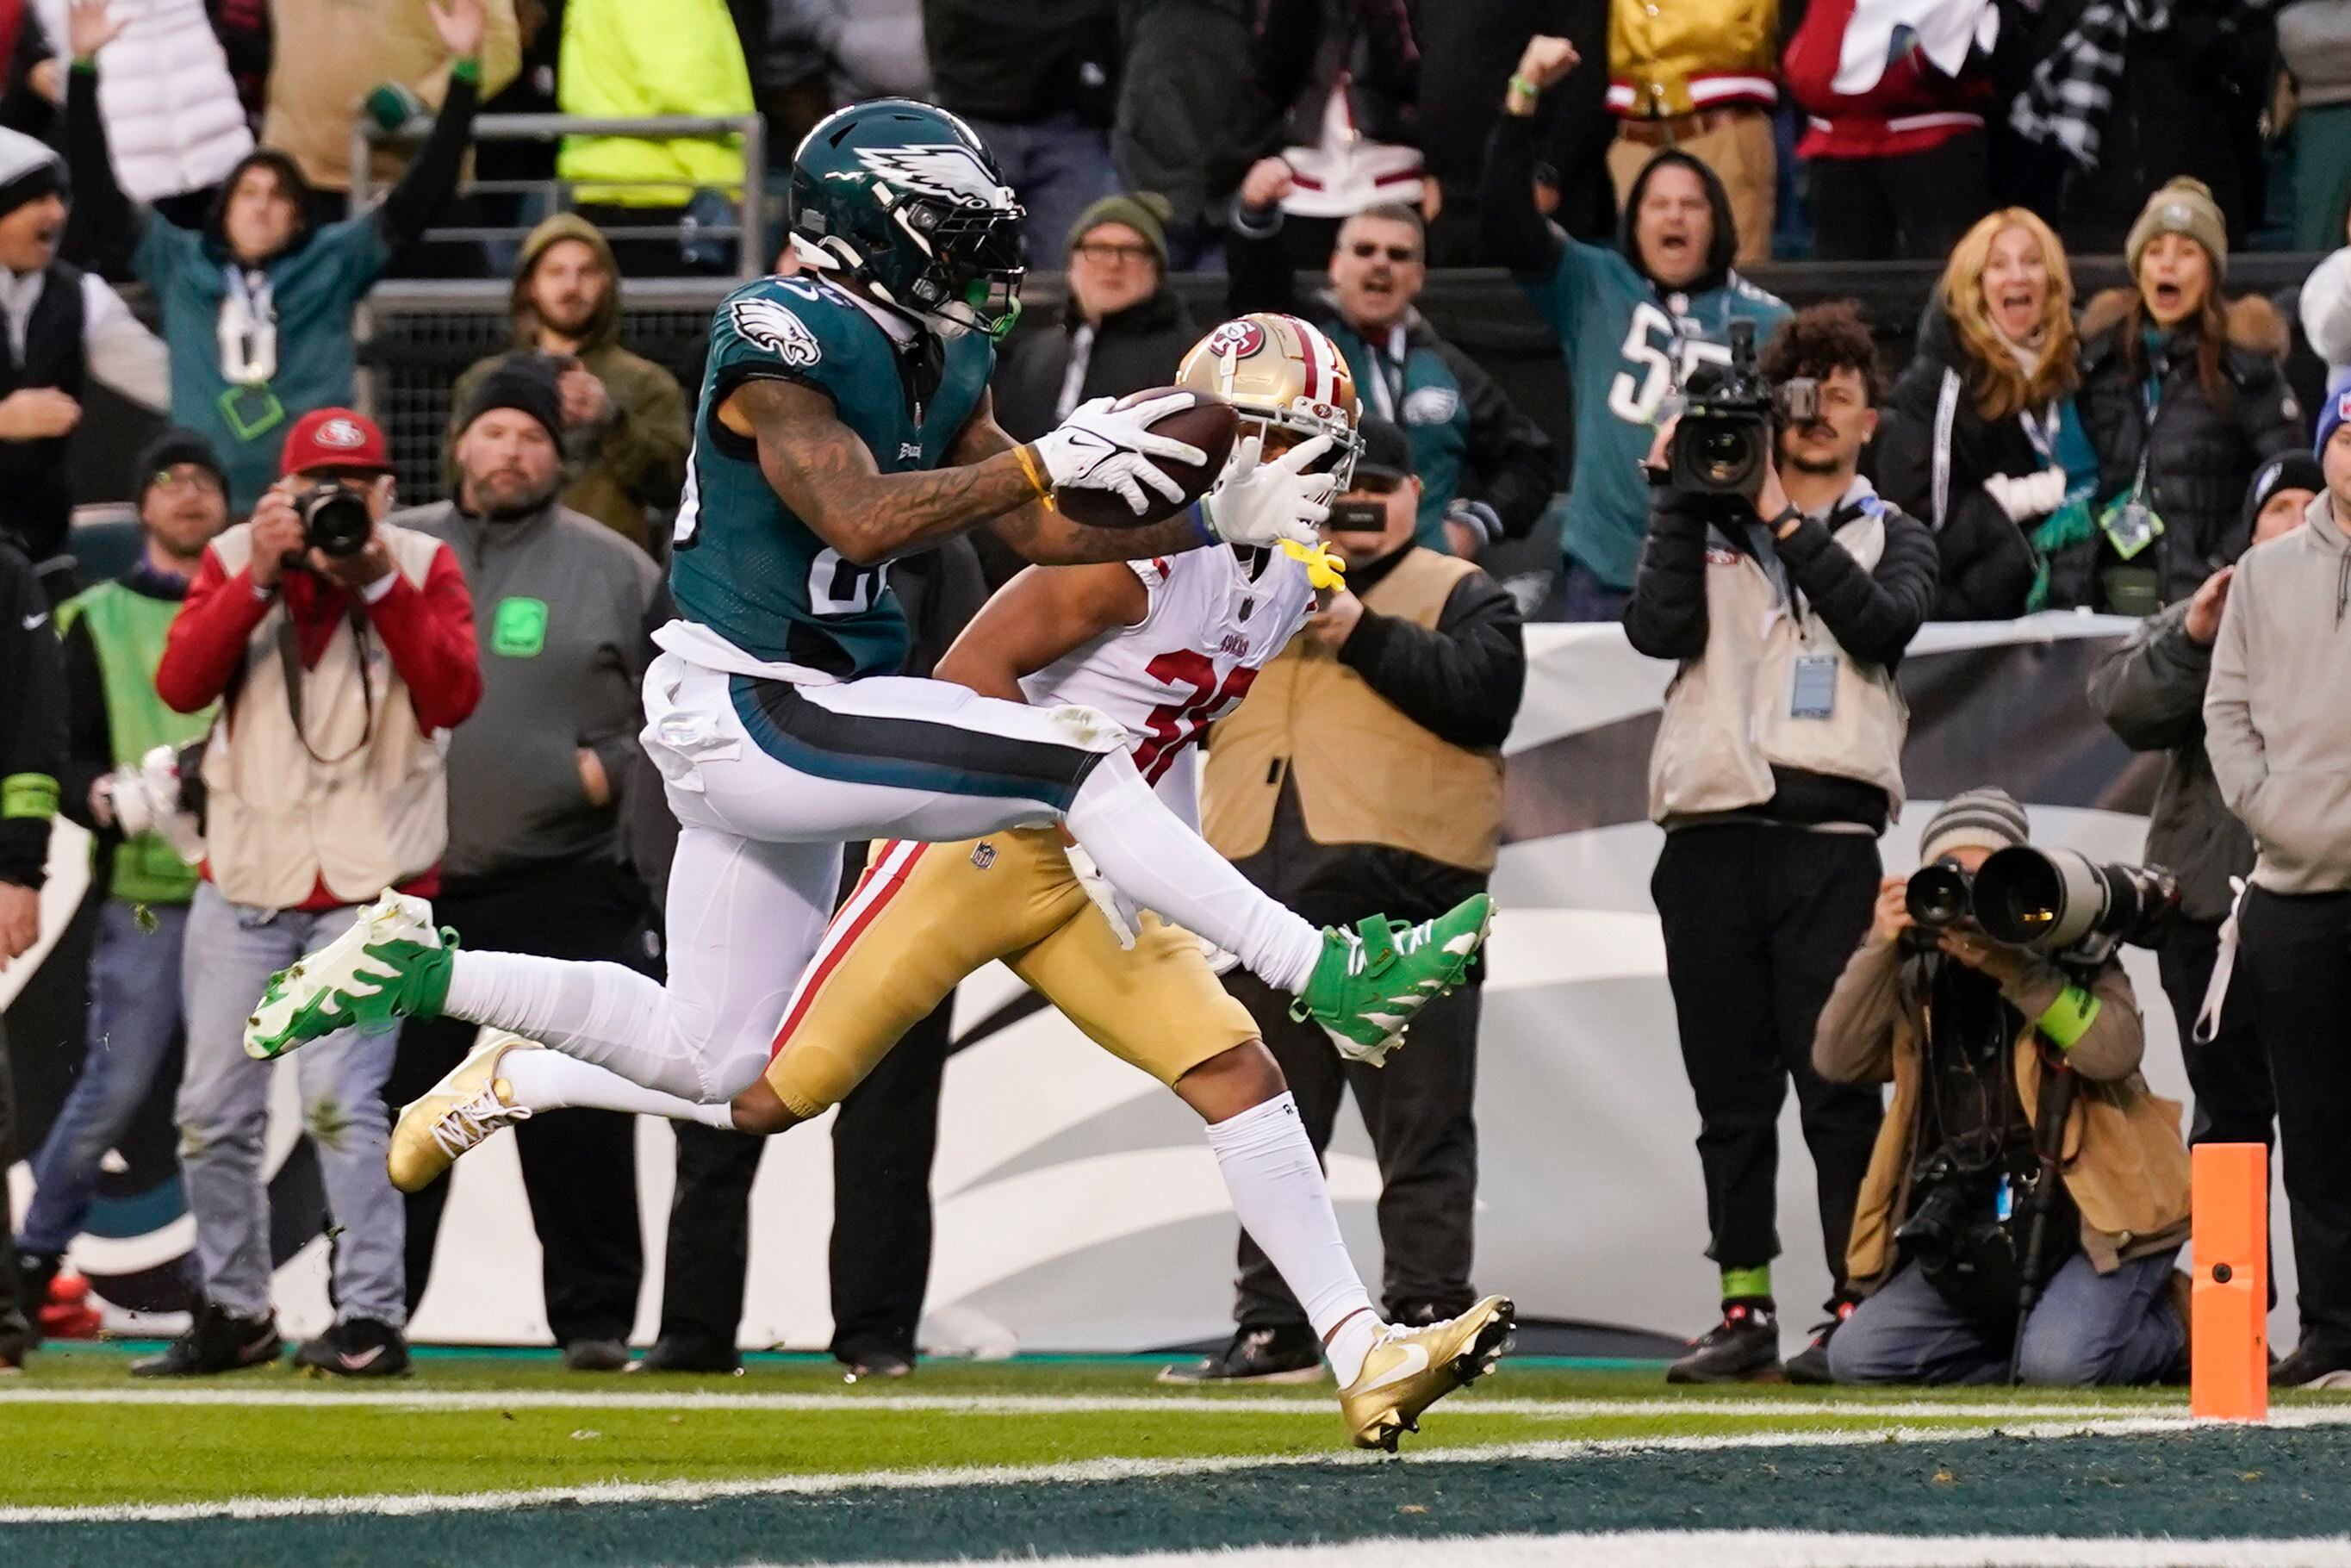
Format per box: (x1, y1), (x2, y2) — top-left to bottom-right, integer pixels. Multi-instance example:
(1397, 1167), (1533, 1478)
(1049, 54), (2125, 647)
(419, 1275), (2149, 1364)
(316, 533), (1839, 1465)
(837, 1346), (915, 1382)
(562, 1338), (631, 1372)
(1784, 1298), (1857, 1385)
(2271, 1338), (2351, 1390)
(628, 1335), (742, 1375)
(1666, 1301), (1782, 1384)
(131, 1304), (283, 1377)
(291, 1316), (410, 1378)
(1157, 1323), (1326, 1385)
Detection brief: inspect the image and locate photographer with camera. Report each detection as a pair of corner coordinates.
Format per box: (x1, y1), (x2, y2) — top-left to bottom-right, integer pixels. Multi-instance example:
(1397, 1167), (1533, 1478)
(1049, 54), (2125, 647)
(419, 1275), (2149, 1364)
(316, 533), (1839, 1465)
(1625, 302), (1937, 1383)
(143, 408), (479, 1378)
(1814, 790), (2191, 1387)
(2204, 386), (2351, 1389)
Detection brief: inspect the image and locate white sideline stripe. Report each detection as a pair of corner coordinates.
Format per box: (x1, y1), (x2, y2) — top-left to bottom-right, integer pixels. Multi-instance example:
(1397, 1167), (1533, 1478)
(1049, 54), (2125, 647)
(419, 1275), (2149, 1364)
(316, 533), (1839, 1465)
(0, 1387), (2221, 1420)
(827, 1530), (2351, 1568)
(4, 1412), (2342, 1527)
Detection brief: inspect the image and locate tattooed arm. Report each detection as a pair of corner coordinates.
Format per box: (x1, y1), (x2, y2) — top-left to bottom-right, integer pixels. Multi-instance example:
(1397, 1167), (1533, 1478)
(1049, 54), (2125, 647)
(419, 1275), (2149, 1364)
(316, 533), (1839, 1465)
(720, 378), (1045, 566)
(950, 395), (1214, 564)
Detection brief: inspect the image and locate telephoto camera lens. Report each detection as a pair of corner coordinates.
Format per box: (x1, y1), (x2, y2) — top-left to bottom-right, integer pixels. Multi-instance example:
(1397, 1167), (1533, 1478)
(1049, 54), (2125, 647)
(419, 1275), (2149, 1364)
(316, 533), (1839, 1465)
(1970, 846), (2180, 954)
(1904, 860), (1975, 931)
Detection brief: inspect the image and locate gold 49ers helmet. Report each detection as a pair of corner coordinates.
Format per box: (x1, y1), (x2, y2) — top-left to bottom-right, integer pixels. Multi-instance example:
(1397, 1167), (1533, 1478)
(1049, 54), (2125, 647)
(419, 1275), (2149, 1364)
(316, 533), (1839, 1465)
(1176, 313), (1362, 490)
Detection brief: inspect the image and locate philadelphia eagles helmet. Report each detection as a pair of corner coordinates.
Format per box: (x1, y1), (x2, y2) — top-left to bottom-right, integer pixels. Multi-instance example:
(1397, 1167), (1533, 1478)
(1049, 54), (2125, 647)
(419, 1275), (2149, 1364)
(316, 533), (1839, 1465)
(787, 99), (1026, 340)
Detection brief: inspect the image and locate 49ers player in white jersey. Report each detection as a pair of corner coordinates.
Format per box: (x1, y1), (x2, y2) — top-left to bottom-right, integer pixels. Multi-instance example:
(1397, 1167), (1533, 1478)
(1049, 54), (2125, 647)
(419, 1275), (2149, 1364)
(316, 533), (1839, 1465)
(389, 314), (1511, 1450)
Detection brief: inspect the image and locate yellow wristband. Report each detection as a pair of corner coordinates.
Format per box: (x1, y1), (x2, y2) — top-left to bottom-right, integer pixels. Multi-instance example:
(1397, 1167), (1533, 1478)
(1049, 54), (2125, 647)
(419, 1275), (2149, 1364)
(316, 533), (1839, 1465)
(2037, 985), (2102, 1051)
(1013, 443), (1054, 503)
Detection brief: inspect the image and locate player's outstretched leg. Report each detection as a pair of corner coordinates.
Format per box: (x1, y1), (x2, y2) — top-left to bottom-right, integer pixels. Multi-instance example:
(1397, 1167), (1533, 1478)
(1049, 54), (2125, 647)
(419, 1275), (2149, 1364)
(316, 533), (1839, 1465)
(1061, 749), (1491, 1062)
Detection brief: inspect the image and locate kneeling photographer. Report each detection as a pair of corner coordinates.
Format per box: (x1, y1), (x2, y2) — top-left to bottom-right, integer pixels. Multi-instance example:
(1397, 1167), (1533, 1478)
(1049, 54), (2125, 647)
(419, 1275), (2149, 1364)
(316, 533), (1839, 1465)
(147, 408), (482, 1379)
(1626, 302), (1938, 1383)
(1815, 790), (2191, 1387)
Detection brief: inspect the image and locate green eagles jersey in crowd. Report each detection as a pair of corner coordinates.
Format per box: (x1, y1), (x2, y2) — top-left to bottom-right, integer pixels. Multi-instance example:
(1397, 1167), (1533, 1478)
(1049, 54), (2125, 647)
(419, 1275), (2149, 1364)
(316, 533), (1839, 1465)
(669, 275), (995, 679)
(1536, 240), (1790, 591)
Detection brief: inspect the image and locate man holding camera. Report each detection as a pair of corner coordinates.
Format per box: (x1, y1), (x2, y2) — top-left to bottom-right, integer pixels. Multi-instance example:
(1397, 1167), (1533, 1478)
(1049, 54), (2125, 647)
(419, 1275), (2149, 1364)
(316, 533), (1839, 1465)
(2205, 389), (2351, 1389)
(1625, 302), (1937, 1383)
(1813, 790), (2190, 1387)
(144, 408), (480, 1378)
(1184, 416), (1526, 1382)
(389, 359), (660, 1369)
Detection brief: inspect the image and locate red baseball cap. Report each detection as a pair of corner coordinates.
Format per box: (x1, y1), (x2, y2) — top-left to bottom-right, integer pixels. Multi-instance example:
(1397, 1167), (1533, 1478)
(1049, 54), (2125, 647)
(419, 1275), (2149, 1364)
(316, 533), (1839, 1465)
(280, 407), (393, 478)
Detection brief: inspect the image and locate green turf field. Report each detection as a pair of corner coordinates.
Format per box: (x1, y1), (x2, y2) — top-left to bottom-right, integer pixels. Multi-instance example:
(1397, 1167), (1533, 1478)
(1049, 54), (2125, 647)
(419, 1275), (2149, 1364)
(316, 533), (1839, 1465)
(9, 1342), (2351, 1566)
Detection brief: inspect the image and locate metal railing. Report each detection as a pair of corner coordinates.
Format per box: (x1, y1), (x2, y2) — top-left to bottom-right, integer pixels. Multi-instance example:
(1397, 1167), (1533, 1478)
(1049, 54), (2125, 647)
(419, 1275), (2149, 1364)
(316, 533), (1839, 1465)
(349, 112), (769, 283)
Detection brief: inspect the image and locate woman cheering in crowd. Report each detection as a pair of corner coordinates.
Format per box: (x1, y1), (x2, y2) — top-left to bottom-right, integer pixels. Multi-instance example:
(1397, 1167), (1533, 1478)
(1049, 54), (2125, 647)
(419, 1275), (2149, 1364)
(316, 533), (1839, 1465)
(2067, 179), (2304, 614)
(1875, 209), (2097, 619)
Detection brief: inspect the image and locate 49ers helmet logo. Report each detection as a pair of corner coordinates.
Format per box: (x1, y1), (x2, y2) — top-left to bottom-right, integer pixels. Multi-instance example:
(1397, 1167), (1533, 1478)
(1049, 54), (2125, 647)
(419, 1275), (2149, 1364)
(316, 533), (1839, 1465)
(1207, 320), (1266, 358)
(316, 417), (368, 449)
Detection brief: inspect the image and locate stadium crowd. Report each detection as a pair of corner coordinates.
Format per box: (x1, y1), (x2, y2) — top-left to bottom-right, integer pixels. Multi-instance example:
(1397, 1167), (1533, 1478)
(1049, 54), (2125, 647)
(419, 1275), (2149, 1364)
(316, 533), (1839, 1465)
(3, 0), (2351, 1399)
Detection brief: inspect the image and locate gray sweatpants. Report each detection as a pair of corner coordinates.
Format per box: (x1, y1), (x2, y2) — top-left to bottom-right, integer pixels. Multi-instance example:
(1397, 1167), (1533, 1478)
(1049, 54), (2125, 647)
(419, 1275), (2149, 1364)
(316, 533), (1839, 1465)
(177, 884), (405, 1326)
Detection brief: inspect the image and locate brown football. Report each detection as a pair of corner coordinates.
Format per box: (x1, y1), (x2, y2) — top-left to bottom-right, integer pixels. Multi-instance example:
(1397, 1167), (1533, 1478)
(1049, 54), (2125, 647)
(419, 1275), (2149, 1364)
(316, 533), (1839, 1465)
(1052, 388), (1238, 530)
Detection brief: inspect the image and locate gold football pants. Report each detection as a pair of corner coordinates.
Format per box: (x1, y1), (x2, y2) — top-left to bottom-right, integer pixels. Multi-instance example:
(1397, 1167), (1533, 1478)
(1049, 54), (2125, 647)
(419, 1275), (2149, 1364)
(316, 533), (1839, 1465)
(762, 828), (1259, 1118)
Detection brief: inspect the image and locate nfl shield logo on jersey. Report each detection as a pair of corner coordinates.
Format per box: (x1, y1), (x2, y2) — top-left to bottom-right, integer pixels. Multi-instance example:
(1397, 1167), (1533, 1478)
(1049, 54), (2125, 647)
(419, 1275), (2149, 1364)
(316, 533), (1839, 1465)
(970, 842), (998, 870)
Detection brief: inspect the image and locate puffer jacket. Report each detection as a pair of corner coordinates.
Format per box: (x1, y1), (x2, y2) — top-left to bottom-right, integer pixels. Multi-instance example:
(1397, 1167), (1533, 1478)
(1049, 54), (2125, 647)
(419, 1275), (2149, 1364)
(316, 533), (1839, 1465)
(1873, 304), (2074, 620)
(2085, 598), (2253, 925)
(2066, 288), (2304, 611)
(81, 0), (251, 202)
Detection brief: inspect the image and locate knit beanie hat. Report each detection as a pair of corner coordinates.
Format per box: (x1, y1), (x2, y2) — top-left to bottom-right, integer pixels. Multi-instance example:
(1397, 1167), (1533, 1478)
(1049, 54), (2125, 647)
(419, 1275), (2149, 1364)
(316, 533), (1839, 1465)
(2243, 450), (2326, 532)
(0, 128), (65, 223)
(1920, 787), (2031, 865)
(1067, 191), (1173, 270)
(458, 354), (566, 446)
(2125, 177), (2228, 281)
(134, 426), (228, 501)
(2316, 372), (2351, 459)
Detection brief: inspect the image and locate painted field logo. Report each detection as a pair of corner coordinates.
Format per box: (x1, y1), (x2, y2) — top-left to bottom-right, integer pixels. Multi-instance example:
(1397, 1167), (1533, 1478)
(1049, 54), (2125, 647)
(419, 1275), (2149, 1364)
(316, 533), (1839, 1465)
(492, 597), (549, 657)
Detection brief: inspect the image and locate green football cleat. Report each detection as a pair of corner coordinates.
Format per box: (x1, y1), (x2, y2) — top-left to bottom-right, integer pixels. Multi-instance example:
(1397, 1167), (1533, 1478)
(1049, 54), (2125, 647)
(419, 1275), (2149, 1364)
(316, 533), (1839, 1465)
(245, 891), (457, 1061)
(1291, 893), (1494, 1067)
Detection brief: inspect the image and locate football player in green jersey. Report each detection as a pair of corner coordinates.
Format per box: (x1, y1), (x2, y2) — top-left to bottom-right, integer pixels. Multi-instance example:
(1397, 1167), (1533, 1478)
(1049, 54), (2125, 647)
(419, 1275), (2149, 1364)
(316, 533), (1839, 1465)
(246, 103), (1496, 1196)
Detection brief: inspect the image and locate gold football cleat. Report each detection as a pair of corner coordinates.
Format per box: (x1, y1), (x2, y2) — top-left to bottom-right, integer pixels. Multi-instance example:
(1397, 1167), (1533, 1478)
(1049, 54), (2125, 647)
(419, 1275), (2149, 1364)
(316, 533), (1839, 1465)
(388, 1030), (539, 1193)
(1338, 1294), (1514, 1452)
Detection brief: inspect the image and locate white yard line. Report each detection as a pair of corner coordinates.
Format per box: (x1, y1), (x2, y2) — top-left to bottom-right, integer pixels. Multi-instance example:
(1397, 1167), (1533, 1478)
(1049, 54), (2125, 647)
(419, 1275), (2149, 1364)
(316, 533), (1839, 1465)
(3, 1412), (2336, 1528)
(0, 1385), (2210, 1421)
(817, 1530), (2351, 1568)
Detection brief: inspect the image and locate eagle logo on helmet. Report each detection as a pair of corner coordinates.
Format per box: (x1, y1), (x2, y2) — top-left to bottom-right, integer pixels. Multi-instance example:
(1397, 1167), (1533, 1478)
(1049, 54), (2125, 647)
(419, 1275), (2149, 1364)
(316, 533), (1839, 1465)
(731, 296), (824, 369)
(854, 144), (1011, 209)
(1208, 319), (1266, 358)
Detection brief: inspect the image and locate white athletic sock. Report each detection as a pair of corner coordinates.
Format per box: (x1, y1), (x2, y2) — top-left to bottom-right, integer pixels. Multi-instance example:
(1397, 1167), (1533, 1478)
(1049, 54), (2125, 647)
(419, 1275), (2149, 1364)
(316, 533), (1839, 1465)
(444, 951), (715, 1103)
(1203, 1092), (1379, 1383)
(499, 1048), (738, 1131)
(1066, 752), (1322, 993)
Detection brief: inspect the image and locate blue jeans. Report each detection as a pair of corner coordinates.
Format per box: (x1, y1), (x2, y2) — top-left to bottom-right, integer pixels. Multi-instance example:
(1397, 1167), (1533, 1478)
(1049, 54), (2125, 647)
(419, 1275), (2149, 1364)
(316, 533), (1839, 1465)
(1552, 558), (1633, 623)
(962, 114), (1118, 265)
(1827, 1249), (2185, 1386)
(19, 901), (190, 1260)
(176, 886), (405, 1326)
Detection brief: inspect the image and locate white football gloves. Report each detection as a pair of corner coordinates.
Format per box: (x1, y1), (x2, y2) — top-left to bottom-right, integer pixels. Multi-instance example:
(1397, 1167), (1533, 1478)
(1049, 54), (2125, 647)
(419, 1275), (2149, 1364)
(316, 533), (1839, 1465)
(1983, 466), (2068, 523)
(1198, 432), (1337, 550)
(1065, 843), (1141, 949)
(1032, 392), (1210, 517)
(93, 745), (202, 862)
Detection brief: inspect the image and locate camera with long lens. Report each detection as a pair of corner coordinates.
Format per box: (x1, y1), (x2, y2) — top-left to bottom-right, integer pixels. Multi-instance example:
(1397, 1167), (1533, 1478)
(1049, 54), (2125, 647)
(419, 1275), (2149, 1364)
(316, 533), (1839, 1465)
(1970, 846), (2178, 961)
(1905, 857), (1976, 934)
(1668, 318), (1821, 497)
(295, 482), (373, 559)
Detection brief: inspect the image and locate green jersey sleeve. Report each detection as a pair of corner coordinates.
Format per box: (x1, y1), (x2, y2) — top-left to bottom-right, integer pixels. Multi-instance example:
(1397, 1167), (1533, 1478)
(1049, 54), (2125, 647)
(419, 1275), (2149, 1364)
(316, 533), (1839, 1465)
(707, 277), (852, 405)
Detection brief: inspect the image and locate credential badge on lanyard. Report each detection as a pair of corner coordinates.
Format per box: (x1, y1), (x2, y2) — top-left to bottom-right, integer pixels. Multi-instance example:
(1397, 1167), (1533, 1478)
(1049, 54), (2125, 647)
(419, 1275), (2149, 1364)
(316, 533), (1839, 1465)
(217, 267), (286, 442)
(2099, 376), (2165, 561)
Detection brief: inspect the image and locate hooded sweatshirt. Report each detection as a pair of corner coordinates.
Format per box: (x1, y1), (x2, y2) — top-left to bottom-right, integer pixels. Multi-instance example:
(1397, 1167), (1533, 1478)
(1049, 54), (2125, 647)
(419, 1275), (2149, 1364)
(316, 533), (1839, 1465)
(445, 214), (691, 551)
(1481, 120), (1790, 591)
(2205, 493), (2351, 894)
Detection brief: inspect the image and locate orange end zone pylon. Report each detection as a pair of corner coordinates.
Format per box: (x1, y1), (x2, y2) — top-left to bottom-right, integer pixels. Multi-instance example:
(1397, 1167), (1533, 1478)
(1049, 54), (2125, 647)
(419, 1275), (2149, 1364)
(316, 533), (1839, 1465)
(2192, 1141), (2267, 1422)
